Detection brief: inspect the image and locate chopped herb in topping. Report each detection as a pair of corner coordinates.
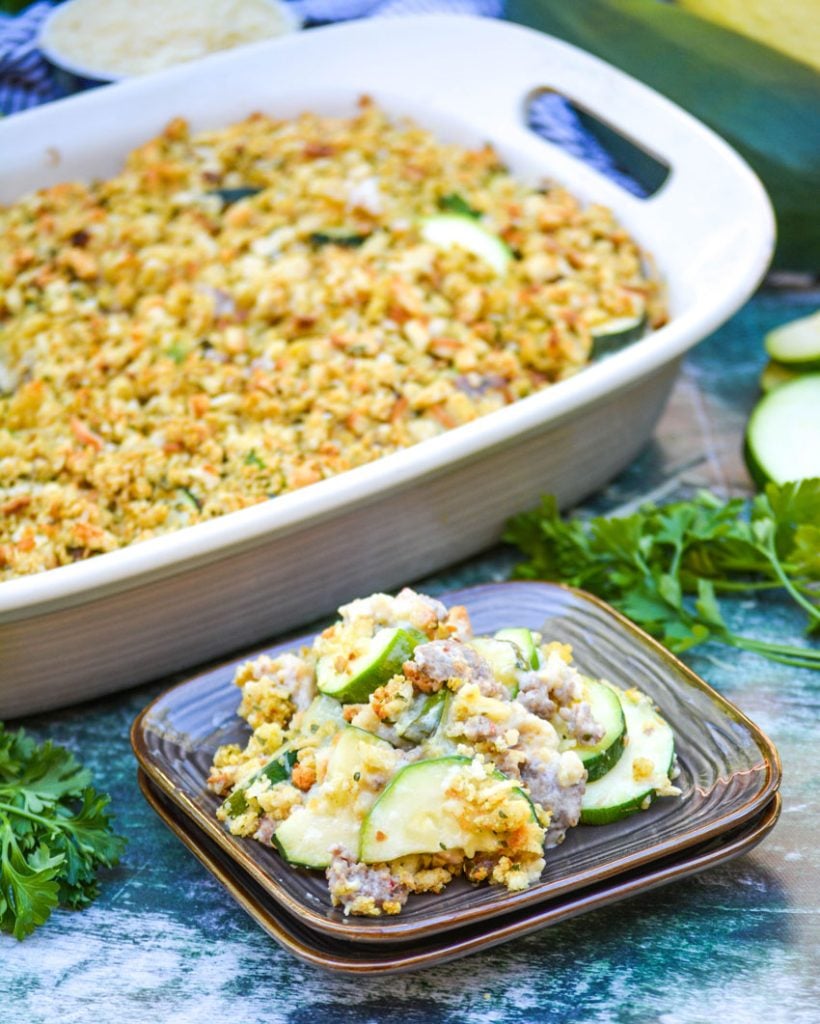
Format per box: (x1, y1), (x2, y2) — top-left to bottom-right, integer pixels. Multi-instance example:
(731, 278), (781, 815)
(309, 231), (369, 248)
(353, 771), (361, 782)
(437, 193), (481, 219)
(309, 724), (319, 734)
(167, 342), (187, 364)
(208, 187), (262, 206)
(179, 487), (202, 511)
(245, 449), (266, 469)
(439, 842), (447, 850)
(498, 810), (507, 819)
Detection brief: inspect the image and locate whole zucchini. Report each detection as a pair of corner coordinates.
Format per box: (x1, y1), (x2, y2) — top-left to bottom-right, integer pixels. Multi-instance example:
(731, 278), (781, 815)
(505, 0), (820, 270)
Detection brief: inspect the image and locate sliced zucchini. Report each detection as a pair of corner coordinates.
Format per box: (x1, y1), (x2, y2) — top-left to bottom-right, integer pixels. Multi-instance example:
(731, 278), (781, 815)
(309, 230), (369, 248)
(274, 804), (360, 870)
(421, 690), (458, 758)
(764, 310), (820, 372)
(759, 359), (800, 393)
(274, 727), (393, 869)
(395, 690), (447, 744)
(437, 193), (481, 219)
(744, 373), (820, 486)
(359, 756), (535, 863)
(208, 186), (262, 206)
(494, 627), (540, 670)
(316, 626), (426, 704)
(573, 679), (626, 782)
(222, 747), (298, 818)
(222, 695), (344, 818)
(590, 315), (647, 359)
(581, 686), (675, 825)
(296, 694), (346, 737)
(420, 214), (511, 275)
(468, 636), (526, 696)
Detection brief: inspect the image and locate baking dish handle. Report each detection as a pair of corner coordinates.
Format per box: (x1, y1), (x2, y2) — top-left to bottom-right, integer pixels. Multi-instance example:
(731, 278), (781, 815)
(483, 33), (773, 235)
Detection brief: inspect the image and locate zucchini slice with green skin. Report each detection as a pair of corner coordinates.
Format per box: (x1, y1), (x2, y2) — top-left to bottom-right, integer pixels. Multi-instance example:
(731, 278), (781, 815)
(493, 627), (540, 670)
(359, 756), (535, 863)
(581, 686), (675, 825)
(420, 214), (512, 275)
(744, 373), (820, 486)
(297, 693), (347, 736)
(274, 805), (359, 870)
(764, 310), (820, 372)
(223, 748), (298, 818)
(222, 695), (344, 817)
(590, 315), (647, 359)
(395, 690), (448, 744)
(316, 626), (426, 703)
(208, 186), (262, 206)
(468, 636), (526, 696)
(574, 679), (627, 783)
(274, 727), (394, 869)
(759, 359), (801, 393)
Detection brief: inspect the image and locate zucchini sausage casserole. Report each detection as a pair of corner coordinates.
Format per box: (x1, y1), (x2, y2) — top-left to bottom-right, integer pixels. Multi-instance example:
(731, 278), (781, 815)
(209, 588), (680, 916)
(0, 100), (665, 581)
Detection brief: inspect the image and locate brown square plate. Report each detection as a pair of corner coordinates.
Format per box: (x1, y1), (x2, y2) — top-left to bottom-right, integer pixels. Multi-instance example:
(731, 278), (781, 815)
(138, 769), (781, 975)
(131, 582), (781, 943)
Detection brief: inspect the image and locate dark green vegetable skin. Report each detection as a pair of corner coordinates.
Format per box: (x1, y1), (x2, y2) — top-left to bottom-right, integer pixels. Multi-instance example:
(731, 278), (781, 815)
(208, 187), (263, 206)
(505, 0), (820, 269)
(437, 193), (482, 219)
(399, 691), (448, 743)
(309, 232), (370, 248)
(223, 749), (298, 817)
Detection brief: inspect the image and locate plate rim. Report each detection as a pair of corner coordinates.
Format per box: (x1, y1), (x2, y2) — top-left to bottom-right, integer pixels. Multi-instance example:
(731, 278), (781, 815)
(131, 580), (782, 942)
(137, 768), (782, 975)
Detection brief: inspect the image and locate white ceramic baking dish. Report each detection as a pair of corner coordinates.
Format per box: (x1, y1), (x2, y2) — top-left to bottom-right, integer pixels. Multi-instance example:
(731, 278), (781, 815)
(0, 15), (773, 717)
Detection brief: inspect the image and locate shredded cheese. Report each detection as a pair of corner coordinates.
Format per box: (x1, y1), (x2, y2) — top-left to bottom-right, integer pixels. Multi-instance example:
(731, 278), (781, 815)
(42, 0), (298, 78)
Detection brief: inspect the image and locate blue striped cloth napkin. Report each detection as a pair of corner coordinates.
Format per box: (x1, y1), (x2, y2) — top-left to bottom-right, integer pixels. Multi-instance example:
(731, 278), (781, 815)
(0, 0), (642, 194)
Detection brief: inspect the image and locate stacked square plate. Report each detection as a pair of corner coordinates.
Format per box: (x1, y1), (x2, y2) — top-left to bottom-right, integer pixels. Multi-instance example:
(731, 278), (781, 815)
(132, 582), (782, 974)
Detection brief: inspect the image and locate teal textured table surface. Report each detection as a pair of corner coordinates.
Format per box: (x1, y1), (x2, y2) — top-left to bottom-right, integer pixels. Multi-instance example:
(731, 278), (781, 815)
(2, 288), (818, 1023)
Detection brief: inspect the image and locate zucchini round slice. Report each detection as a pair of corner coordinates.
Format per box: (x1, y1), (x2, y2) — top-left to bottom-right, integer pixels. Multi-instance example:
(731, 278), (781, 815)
(574, 679), (627, 783)
(468, 636), (527, 696)
(274, 805), (360, 870)
(395, 690), (447, 743)
(316, 626), (425, 704)
(359, 756), (535, 863)
(420, 214), (511, 274)
(744, 373), (820, 485)
(222, 747), (298, 818)
(590, 315), (647, 359)
(493, 627), (540, 670)
(759, 359), (800, 393)
(274, 727), (394, 869)
(580, 686), (675, 825)
(764, 310), (820, 372)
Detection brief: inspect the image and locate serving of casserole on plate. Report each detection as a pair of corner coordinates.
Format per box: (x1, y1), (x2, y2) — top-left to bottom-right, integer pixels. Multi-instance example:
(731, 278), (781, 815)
(0, 16), (774, 716)
(132, 582), (781, 949)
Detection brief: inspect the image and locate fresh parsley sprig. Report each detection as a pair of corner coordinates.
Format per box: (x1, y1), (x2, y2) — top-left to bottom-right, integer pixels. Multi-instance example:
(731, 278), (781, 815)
(504, 478), (820, 669)
(0, 724), (126, 940)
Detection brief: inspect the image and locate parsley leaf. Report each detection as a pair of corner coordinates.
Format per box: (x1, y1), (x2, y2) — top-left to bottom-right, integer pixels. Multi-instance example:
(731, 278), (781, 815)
(0, 831), (62, 941)
(505, 480), (820, 669)
(0, 724), (126, 939)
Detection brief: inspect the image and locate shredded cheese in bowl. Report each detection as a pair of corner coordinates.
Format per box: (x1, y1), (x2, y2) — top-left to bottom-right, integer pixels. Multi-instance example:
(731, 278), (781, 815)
(40, 0), (300, 79)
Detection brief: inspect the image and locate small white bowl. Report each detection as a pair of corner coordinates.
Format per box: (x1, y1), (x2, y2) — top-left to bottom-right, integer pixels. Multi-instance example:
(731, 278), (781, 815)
(39, 0), (302, 91)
